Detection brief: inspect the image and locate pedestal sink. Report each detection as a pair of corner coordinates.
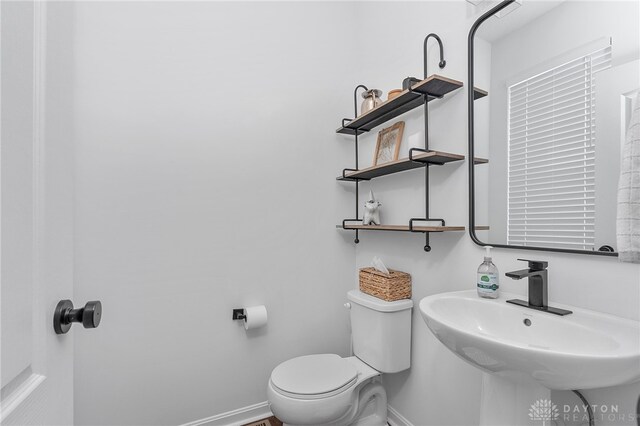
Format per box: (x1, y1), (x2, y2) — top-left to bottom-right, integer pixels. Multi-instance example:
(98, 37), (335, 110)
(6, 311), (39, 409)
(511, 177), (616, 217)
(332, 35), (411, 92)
(419, 290), (640, 425)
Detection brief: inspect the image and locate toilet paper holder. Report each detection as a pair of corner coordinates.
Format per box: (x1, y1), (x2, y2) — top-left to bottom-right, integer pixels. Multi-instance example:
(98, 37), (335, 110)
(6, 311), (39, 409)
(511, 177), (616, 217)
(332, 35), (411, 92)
(232, 305), (268, 330)
(232, 308), (246, 321)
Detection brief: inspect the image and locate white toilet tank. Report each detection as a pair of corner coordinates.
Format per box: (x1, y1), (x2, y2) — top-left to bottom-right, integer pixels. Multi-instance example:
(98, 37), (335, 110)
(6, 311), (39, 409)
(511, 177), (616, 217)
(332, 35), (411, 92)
(347, 289), (413, 373)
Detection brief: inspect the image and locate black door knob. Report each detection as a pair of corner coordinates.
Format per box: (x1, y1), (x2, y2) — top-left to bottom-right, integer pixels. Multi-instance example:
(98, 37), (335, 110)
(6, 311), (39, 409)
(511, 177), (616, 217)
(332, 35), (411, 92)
(53, 300), (102, 334)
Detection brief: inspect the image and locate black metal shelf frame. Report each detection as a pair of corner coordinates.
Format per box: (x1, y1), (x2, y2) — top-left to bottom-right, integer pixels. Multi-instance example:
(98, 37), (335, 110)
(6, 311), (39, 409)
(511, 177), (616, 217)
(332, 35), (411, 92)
(414, 33), (448, 251)
(348, 84), (368, 244)
(339, 33), (453, 252)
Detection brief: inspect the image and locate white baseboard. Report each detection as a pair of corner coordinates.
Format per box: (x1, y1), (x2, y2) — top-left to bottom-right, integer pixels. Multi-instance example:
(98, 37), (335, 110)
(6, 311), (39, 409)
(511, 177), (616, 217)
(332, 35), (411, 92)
(181, 402), (413, 426)
(387, 405), (415, 426)
(180, 401), (272, 426)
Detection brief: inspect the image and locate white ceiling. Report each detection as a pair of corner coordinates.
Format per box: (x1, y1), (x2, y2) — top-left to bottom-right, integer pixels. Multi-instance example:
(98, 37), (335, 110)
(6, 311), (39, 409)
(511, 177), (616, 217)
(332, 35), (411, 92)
(475, 0), (567, 43)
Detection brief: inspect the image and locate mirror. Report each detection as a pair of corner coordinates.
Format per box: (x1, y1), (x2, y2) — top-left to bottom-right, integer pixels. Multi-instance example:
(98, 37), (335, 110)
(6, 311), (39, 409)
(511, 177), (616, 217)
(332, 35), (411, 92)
(469, 0), (640, 255)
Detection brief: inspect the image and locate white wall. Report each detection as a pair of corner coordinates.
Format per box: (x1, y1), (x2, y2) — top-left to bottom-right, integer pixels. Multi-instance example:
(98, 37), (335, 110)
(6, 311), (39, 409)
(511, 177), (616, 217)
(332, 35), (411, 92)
(44, 2), (360, 424)
(41, 1), (640, 425)
(353, 2), (640, 426)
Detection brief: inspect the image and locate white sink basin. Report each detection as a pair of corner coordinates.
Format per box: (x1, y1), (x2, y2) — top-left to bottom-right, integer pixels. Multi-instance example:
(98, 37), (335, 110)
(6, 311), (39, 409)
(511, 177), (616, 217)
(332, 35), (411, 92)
(419, 290), (640, 390)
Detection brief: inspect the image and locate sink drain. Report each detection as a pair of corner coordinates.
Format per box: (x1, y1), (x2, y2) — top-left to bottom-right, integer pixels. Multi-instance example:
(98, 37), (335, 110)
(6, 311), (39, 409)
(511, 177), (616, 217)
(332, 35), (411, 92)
(523, 318), (532, 326)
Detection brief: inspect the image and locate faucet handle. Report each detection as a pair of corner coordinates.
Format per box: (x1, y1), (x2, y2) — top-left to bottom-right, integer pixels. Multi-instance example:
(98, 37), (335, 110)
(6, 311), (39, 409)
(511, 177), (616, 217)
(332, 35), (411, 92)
(517, 258), (548, 270)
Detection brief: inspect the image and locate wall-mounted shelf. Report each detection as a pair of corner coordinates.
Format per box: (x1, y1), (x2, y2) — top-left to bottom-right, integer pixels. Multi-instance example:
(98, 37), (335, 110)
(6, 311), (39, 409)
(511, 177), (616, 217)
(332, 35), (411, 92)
(338, 151), (462, 181)
(338, 224), (490, 232)
(336, 77), (489, 136)
(474, 87), (488, 100)
(337, 75), (464, 136)
(337, 35), (489, 252)
(340, 224), (465, 232)
(337, 151), (489, 181)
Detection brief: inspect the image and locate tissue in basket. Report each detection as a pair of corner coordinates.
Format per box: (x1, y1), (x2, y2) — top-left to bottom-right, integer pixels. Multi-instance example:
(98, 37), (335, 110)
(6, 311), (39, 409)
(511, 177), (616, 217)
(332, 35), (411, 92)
(359, 267), (411, 302)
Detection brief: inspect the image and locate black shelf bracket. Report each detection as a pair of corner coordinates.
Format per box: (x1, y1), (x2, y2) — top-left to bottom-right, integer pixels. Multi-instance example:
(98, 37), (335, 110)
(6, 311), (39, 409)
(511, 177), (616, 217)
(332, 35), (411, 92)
(342, 219), (361, 229)
(341, 168), (370, 182)
(409, 148), (445, 166)
(409, 218), (446, 230)
(425, 33), (446, 74)
(420, 33), (447, 252)
(349, 85), (369, 244)
(407, 85), (444, 101)
(409, 217), (447, 252)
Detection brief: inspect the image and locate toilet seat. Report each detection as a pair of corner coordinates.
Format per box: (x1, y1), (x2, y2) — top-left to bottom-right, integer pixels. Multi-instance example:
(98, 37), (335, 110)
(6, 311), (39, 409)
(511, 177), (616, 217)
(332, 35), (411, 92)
(270, 354), (358, 399)
(267, 355), (384, 426)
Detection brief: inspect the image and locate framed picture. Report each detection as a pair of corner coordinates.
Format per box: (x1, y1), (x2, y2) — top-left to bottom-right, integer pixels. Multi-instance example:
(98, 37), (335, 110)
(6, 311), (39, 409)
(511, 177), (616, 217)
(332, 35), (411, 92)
(373, 121), (405, 166)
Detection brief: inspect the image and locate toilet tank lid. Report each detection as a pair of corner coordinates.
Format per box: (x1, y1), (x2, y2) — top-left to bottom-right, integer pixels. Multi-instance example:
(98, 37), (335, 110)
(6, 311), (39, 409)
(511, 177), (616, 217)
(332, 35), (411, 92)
(347, 290), (413, 312)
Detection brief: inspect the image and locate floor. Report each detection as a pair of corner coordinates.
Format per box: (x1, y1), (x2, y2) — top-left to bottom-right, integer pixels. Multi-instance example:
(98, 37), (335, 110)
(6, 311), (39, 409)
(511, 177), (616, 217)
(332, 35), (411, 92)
(241, 416), (393, 426)
(242, 414), (390, 426)
(242, 416), (283, 426)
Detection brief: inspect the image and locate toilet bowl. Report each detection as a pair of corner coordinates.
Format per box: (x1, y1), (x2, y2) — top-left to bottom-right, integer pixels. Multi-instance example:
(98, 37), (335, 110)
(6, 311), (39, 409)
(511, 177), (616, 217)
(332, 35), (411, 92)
(267, 290), (413, 426)
(267, 354), (386, 426)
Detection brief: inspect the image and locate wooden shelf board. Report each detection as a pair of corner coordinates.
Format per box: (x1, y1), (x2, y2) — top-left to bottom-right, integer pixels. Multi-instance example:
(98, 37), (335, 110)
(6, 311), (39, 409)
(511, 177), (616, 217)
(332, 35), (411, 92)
(337, 152), (488, 181)
(337, 75), (464, 136)
(338, 224), (465, 232)
(337, 151), (465, 181)
(474, 87), (488, 100)
(337, 224), (490, 232)
(474, 157), (489, 164)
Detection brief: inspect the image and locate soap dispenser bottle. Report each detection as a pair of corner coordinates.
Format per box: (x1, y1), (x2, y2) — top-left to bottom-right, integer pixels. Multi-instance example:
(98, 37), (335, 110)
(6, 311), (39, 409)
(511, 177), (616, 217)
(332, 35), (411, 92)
(477, 246), (499, 299)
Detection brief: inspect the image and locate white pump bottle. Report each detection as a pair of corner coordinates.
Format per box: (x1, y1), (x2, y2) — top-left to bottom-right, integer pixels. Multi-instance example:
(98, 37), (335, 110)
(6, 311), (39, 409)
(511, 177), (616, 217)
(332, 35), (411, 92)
(477, 246), (499, 299)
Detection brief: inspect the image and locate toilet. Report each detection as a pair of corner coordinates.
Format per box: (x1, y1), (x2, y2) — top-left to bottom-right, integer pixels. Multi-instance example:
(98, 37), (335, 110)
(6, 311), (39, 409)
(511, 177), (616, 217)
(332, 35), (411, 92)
(267, 290), (413, 426)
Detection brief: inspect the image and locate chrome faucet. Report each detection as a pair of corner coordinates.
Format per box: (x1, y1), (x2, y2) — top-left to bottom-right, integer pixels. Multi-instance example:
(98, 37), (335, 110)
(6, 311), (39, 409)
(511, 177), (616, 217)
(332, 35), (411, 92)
(505, 259), (572, 316)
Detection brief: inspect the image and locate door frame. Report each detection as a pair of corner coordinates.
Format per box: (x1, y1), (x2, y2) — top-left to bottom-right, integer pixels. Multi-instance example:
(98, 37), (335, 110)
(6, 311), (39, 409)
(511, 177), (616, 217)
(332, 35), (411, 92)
(1, 2), (74, 423)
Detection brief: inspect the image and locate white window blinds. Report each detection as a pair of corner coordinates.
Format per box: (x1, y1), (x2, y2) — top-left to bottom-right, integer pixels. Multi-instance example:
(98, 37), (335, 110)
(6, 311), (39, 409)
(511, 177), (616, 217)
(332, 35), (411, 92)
(507, 45), (611, 250)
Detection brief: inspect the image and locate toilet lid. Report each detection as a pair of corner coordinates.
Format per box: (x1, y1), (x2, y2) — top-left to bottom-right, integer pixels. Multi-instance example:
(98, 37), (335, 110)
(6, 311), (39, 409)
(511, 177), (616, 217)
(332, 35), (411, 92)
(271, 354), (358, 396)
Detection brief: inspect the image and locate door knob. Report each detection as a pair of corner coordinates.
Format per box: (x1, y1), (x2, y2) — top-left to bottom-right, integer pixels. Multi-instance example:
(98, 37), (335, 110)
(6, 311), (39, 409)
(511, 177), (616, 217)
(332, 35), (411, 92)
(53, 300), (102, 334)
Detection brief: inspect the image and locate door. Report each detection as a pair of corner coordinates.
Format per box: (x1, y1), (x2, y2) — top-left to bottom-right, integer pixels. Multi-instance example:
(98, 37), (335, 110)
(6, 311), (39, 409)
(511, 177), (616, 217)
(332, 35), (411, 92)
(1, 1), (74, 424)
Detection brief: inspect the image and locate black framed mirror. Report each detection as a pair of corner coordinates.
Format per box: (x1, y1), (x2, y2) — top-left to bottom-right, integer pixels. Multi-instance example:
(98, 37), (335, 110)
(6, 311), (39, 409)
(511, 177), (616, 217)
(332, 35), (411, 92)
(468, 0), (640, 256)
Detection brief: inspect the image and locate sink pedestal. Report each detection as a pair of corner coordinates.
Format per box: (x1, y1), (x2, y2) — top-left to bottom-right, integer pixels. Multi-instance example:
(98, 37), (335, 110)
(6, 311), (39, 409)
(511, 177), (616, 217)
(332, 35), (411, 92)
(479, 372), (551, 426)
(420, 290), (640, 423)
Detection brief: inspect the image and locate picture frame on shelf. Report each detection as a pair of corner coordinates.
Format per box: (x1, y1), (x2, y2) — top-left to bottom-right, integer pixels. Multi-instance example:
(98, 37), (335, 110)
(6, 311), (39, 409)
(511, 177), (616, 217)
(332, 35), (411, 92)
(373, 121), (405, 166)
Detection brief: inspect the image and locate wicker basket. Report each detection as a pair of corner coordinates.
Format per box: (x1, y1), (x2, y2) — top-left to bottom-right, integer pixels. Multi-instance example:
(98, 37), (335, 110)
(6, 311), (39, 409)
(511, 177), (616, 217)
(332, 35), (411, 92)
(359, 267), (412, 302)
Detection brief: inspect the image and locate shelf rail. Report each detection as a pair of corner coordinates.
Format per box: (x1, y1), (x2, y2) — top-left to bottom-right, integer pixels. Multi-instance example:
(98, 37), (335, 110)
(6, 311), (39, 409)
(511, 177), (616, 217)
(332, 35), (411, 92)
(409, 33), (447, 251)
(346, 85), (369, 244)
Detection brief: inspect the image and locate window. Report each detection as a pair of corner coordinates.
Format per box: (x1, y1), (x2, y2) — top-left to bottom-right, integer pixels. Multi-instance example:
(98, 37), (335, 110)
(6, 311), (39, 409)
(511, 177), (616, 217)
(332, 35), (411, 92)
(507, 45), (612, 249)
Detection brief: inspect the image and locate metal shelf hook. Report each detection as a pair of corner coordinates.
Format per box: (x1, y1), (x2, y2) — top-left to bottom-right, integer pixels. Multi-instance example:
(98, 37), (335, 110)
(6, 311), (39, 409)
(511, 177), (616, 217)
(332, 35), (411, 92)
(424, 33), (446, 79)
